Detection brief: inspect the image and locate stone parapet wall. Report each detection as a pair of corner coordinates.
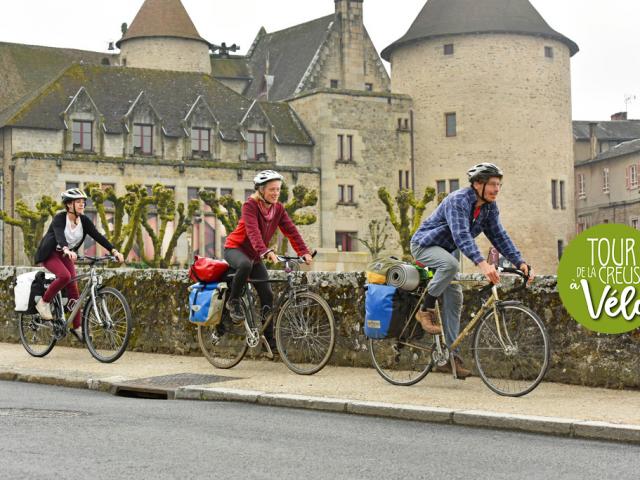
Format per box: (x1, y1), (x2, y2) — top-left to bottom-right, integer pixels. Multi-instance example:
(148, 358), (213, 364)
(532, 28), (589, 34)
(1, 267), (637, 389)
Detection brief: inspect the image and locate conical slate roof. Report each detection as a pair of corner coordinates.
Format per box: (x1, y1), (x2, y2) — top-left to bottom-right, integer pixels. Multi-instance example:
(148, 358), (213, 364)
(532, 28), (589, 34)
(382, 0), (578, 61)
(117, 0), (208, 48)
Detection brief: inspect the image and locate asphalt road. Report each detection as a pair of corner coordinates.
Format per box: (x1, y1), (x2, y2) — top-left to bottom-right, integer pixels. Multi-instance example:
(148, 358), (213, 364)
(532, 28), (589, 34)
(0, 381), (638, 480)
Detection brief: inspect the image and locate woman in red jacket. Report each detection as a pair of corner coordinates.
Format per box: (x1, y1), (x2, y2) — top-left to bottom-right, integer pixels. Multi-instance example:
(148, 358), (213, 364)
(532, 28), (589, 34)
(224, 170), (313, 350)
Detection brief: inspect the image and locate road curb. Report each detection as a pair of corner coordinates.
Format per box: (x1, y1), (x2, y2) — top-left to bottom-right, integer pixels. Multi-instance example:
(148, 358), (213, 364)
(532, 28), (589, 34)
(3, 369), (640, 444)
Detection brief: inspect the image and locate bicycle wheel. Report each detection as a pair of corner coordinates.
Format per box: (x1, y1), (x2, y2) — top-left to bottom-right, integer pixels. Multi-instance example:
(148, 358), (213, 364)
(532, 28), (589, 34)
(369, 319), (434, 386)
(275, 291), (336, 375)
(473, 304), (550, 397)
(198, 300), (249, 369)
(18, 313), (57, 357)
(83, 287), (132, 363)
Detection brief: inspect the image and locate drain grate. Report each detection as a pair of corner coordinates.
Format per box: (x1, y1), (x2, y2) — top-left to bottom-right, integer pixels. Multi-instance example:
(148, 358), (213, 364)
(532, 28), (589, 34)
(0, 408), (88, 418)
(113, 373), (235, 400)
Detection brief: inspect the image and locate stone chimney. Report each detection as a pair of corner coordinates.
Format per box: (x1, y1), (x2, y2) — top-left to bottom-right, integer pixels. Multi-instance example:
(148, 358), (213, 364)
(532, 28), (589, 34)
(611, 111), (628, 121)
(589, 122), (599, 160)
(335, 0), (365, 90)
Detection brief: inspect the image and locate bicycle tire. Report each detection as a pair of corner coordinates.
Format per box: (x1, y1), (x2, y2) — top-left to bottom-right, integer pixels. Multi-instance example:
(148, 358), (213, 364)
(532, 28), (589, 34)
(18, 313), (57, 357)
(198, 299), (249, 369)
(473, 303), (550, 397)
(83, 287), (132, 363)
(275, 291), (336, 375)
(368, 321), (434, 386)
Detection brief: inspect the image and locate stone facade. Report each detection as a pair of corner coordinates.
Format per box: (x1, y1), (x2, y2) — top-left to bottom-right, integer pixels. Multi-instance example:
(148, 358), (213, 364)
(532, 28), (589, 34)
(119, 37), (211, 74)
(389, 34), (576, 274)
(574, 150), (640, 230)
(289, 90), (413, 254)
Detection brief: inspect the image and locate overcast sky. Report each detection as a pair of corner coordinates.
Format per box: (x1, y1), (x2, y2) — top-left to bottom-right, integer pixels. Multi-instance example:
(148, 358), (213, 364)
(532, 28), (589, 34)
(1, 0), (638, 120)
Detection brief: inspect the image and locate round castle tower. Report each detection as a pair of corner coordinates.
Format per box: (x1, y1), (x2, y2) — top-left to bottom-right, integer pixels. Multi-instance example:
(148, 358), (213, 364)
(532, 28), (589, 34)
(117, 0), (211, 73)
(382, 0), (579, 274)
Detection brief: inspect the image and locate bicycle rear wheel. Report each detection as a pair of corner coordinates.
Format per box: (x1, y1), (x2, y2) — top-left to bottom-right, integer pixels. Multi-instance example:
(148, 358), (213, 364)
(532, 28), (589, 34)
(275, 291), (336, 375)
(198, 300), (249, 369)
(83, 287), (132, 363)
(369, 319), (434, 386)
(473, 304), (550, 397)
(18, 313), (57, 357)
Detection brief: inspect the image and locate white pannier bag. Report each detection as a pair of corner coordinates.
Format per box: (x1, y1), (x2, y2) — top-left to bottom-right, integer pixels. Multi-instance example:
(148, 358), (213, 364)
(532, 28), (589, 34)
(14, 271), (55, 312)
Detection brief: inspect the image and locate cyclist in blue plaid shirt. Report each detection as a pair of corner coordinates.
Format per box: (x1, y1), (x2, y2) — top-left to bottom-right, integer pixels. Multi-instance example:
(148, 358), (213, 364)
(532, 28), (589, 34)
(410, 163), (533, 378)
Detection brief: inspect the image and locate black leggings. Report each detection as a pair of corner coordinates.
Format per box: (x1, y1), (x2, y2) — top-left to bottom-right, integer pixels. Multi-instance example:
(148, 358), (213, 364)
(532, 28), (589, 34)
(224, 248), (274, 311)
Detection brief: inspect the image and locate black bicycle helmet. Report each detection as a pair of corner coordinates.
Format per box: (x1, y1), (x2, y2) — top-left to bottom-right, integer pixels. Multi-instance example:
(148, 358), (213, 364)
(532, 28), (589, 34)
(467, 163), (503, 183)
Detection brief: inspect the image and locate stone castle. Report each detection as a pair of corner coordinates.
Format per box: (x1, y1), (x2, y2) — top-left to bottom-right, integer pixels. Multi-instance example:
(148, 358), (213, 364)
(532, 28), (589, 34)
(0, 0), (578, 273)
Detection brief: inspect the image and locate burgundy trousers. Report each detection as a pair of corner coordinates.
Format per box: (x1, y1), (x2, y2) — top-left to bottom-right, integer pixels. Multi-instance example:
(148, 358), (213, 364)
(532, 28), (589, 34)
(42, 251), (82, 328)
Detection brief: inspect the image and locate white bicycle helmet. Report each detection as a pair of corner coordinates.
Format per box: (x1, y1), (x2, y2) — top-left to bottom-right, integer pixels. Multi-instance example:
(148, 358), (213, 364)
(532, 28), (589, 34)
(253, 170), (283, 188)
(467, 163), (503, 183)
(61, 188), (88, 203)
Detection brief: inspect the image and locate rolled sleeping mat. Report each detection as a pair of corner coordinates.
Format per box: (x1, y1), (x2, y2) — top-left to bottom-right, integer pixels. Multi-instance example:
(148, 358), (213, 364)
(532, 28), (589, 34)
(387, 264), (421, 291)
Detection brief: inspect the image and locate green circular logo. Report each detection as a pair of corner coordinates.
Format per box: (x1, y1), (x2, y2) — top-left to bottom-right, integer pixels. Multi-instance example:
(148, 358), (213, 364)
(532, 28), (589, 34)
(558, 224), (640, 334)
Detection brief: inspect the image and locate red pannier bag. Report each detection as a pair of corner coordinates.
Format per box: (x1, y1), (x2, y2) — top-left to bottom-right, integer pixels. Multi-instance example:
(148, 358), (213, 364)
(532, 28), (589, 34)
(189, 256), (230, 283)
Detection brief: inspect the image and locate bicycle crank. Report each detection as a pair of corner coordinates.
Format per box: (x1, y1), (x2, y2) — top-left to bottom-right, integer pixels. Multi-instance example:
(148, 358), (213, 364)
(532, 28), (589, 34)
(246, 326), (260, 348)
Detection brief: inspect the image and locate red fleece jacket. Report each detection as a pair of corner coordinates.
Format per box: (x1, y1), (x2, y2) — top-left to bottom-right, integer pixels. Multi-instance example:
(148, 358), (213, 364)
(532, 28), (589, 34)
(224, 198), (309, 262)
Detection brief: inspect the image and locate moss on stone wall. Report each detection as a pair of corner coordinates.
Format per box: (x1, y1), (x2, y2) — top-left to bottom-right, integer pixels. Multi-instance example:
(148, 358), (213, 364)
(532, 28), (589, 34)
(1, 267), (638, 389)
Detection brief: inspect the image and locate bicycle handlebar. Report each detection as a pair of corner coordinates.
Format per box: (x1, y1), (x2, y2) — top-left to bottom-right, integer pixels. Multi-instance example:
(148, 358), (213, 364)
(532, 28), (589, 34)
(76, 255), (120, 265)
(275, 250), (317, 264)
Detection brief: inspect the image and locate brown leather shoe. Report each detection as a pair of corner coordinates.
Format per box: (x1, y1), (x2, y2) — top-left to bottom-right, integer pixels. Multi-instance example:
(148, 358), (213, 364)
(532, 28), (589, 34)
(435, 357), (472, 379)
(415, 308), (442, 335)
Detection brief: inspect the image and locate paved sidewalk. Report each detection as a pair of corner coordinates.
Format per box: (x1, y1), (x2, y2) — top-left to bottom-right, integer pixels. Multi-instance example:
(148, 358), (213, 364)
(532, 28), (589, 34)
(1, 342), (639, 443)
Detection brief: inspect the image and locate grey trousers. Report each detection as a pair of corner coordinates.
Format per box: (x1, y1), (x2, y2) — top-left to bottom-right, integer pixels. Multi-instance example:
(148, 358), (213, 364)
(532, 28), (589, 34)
(410, 244), (464, 352)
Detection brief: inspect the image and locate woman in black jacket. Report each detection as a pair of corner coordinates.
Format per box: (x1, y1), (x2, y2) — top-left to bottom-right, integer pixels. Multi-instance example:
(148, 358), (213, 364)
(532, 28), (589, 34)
(34, 188), (124, 341)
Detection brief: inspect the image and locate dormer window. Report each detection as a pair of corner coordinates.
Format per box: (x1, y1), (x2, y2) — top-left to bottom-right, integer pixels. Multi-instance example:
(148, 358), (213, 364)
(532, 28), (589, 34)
(247, 131), (266, 161)
(134, 123), (153, 155)
(191, 127), (210, 156)
(72, 120), (93, 151)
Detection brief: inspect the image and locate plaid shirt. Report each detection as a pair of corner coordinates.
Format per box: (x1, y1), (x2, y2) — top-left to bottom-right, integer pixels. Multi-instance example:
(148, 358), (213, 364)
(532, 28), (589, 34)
(411, 187), (524, 267)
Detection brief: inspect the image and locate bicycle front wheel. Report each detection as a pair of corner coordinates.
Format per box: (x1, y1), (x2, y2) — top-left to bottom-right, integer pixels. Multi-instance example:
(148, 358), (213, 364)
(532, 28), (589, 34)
(473, 304), (550, 397)
(369, 320), (434, 386)
(198, 302), (249, 369)
(18, 313), (57, 357)
(83, 287), (132, 363)
(275, 291), (335, 375)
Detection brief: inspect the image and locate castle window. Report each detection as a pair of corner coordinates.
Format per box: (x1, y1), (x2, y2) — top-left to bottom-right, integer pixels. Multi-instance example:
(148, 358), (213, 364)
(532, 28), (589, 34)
(335, 231), (356, 252)
(602, 168), (610, 194)
(445, 113), (457, 137)
(220, 188), (233, 197)
(449, 179), (459, 192)
(560, 180), (566, 209)
(551, 180), (558, 209)
(247, 131), (266, 161)
(399, 170), (410, 189)
(627, 164), (639, 189)
(337, 134), (353, 161)
(557, 240), (564, 260)
(444, 44), (454, 55)
(244, 189), (254, 200)
(72, 120), (93, 152)
(436, 180), (446, 195)
(577, 173), (586, 199)
(191, 127), (210, 155)
(330, 79), (339, 89)
(631, 217), (639, 229)
(365, 83), (373, 91)
(544, 46), (554, 58)
(338, 185), (355, 204)
(134, 124), (153, 155)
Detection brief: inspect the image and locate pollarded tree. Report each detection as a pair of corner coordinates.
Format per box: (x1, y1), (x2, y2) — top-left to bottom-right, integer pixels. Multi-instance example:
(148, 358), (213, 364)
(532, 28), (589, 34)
(198, 189), (243, 233)
(0, 196), (61, 263)
(275, 183), (318, 253)
(355, 219), (390, 258)
(378, 187), (436, 259)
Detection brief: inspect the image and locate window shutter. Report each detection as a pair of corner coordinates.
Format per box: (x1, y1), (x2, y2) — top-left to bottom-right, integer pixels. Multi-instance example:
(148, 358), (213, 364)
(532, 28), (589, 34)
(626, 166), (631, 190)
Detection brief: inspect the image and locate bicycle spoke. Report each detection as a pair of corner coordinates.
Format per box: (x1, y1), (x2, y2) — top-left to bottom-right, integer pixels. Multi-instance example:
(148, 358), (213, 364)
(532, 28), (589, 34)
(84, 288), (132, 363)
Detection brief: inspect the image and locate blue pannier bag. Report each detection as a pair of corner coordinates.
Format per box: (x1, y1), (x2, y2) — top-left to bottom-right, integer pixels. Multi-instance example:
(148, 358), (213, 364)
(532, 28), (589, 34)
(364, 284), (412, 339)
(188, 282), (227, 327)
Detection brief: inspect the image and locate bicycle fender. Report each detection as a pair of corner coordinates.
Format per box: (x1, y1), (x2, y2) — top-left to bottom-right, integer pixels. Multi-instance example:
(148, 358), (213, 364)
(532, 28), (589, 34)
(497, 300), (524, 307)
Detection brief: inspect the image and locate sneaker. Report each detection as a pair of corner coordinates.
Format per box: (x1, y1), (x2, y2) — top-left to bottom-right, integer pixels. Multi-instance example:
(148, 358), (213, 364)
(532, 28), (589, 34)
(227, 299), (244, 323)
(69, 327), (85, 344)
(36, 298), (53, 320)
